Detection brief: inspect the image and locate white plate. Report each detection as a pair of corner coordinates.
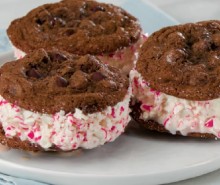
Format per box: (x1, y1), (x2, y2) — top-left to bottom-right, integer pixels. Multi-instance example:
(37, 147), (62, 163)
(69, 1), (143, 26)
(0, 1), (220, 185)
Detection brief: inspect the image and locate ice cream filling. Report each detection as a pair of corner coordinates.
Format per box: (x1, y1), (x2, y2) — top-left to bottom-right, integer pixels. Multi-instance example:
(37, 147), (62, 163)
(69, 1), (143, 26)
(0, 87), (131, 151)
(130, 69), (220, 137)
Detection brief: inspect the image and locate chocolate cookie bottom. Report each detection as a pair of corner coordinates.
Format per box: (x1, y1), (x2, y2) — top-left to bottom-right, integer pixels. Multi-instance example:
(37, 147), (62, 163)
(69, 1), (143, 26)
(0, 126), (41, 152)
(0, 125), (65, 152)
(130, 102), (216, 139)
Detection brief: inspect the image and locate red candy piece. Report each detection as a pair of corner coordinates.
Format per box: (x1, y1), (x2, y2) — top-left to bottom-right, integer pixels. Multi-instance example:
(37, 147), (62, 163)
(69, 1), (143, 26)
(205, 119), (214, 128)
(28, 131), (35, 139)
(142, 104), (153, 112)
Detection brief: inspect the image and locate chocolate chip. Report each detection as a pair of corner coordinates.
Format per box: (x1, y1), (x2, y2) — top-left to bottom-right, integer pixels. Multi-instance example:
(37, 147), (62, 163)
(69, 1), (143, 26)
(91, 6), (106, 12)
(82, 103), (99, 114)
(91, 72), (106, 81)
(50, 53), (67, 62)
(70, 71), (88, 90)
(65, 29), (75, 36)
(35, 18), (45, 25)
(42, 56), (49, 64)
(56, 76), (68, 87)
(211, 43), (218, 50)
(26, 68), (42, 79)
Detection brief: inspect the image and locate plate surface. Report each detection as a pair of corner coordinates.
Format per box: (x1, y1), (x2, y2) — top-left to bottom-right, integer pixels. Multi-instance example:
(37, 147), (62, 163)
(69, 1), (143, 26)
(0, 1), (219, 185)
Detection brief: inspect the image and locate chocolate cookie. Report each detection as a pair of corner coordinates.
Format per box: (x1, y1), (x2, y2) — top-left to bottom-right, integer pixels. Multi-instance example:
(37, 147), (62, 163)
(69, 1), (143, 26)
(7, 0), (144, 75)
(130, 20), (220, 138)
(137, 20), (220, 101)
(0, 49), (131, 151)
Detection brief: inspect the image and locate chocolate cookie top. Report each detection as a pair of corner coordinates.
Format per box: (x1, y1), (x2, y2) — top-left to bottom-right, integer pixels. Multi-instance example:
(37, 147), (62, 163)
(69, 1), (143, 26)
(7, 0), (141, 55)
(137, 20), (220, 101)
(0, 49), (129, 114)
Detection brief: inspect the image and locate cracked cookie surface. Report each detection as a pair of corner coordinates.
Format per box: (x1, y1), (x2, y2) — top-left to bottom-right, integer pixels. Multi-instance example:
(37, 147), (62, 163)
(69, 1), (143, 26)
(0, 49), (129, 114)
(7, 0), (142, 55)
(137, 20), (220, 100)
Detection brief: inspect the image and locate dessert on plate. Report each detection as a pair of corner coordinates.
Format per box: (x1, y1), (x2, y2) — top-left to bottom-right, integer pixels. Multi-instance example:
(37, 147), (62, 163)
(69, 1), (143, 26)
(7, 0), (145, 75)
(0, 49), (131, 151)
(130, 20), (220, 138)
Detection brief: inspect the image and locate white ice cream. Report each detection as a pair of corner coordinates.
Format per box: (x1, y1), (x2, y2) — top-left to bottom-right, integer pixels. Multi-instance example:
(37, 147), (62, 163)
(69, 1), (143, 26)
(0, 87), (131, 151)
(130, 69), (220, 137)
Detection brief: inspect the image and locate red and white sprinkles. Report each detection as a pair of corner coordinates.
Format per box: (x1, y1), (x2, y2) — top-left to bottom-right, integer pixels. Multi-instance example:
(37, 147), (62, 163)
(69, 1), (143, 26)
(130, 69), (220, 137)
(0, 88), (131, 151)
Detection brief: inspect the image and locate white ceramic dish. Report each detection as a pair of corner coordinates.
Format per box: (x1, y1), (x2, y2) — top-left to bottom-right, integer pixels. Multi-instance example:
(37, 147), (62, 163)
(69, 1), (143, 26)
(1, 1), (220, 185)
